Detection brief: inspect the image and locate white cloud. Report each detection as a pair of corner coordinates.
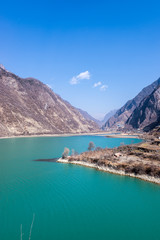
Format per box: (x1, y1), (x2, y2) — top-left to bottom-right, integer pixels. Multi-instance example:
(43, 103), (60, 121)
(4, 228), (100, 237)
(77, 71), (90, 80)
(70, 77), (78, 85)
(93, 81), (102, 88)
(100, 85), (108, 91)
(70, 71), (90, 85)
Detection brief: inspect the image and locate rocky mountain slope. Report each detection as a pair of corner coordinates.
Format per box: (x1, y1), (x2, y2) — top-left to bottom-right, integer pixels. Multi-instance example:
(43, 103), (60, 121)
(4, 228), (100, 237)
(104, 77), (160, 130)
(149, 126), (160, 137)
(77, 108), (102, 126)
(126, 85), (160, 132)
(0, 66), (99, 137)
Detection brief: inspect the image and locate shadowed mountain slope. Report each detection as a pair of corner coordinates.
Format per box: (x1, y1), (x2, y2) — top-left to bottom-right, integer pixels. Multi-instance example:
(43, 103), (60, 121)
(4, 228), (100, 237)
(126, 85), (160, 132)
(104, 77), (160, 130)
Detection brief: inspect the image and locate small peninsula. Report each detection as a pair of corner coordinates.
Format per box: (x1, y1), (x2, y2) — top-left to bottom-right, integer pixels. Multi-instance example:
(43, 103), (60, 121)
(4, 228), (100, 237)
(58, 134), (160, 184)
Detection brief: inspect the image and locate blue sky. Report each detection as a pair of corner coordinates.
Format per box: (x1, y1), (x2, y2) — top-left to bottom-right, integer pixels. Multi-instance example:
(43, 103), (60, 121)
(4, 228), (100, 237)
(0, 0), (160, 119)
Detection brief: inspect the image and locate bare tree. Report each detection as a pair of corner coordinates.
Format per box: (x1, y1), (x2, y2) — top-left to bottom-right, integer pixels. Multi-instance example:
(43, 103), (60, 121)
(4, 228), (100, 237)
(71, 149), (75, 156)
(71, 149), (79, 156)
(88, 141), (95, 151)
(62, 147), (70, 159)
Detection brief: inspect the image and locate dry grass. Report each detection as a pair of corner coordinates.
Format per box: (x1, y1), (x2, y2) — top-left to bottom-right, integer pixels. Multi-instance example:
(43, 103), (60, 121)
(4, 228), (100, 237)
(68, 139), (160, 178)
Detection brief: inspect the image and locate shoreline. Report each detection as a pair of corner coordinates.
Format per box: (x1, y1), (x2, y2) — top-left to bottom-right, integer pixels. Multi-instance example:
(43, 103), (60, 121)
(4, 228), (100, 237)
(57, 158), (160, 185)
(0, 132), (106, 140)
(105, 134), (141, 139)
(0, 131), (142, 140)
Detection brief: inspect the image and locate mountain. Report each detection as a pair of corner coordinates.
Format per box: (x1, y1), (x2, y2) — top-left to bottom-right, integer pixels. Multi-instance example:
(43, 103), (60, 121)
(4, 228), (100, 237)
(101, 110), (117, 126)
(77, 108), (102, 126)
(77, 109), (117, 127)
(0, 64), (6, 70)
(104, 77), (160, 130)
(0, 66), (99, 137)
(126, 85), (160, 132)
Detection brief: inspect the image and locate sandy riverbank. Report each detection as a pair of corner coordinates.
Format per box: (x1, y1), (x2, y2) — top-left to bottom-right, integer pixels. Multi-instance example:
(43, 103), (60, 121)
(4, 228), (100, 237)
(57, 158), (160, 185)
(105, 134), (141, 139)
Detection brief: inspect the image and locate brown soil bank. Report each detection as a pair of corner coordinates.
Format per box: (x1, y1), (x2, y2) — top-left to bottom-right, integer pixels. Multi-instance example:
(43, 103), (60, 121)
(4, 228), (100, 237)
(59, 138), (160, 184)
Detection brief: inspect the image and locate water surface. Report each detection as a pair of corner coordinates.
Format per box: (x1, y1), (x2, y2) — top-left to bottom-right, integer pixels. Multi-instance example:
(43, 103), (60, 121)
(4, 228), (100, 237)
(0, 136), (160, 240)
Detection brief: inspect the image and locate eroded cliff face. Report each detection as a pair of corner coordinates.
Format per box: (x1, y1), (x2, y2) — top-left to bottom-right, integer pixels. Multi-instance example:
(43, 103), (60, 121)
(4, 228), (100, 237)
(0, 67), (99, 137)
(126, 86), (160, 131)
(104, 78), (160, 130)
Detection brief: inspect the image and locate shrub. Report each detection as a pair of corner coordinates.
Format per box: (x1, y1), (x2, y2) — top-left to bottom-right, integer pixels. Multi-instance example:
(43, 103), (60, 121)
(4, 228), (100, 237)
(88, 141), (95, 151)
(131, 165), (144, 175)
(96, 147), (102, 151)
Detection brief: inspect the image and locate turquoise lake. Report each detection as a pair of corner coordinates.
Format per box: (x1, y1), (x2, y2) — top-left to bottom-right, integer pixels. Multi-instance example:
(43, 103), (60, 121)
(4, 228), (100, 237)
(0, 135), (160, 240)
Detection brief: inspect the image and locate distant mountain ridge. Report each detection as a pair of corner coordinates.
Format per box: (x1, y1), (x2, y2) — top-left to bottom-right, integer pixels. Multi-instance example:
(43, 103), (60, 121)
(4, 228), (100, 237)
(77, 108), (102, 126)
(104, 77), (160, 130)
(101, 110), (117, 126)
(0, 66), (99, 137)
(78, 108), (117, 127)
